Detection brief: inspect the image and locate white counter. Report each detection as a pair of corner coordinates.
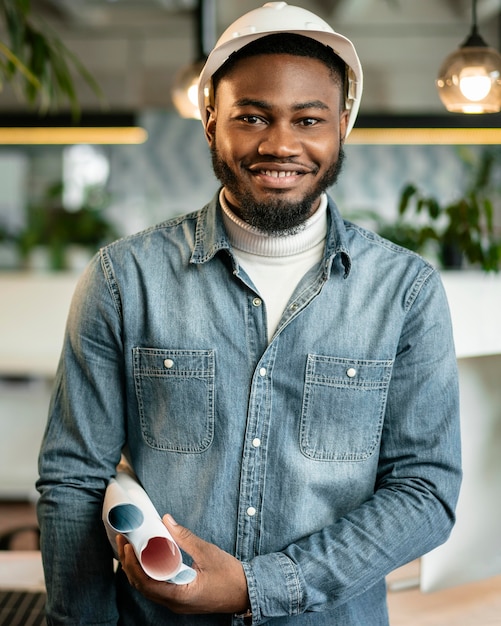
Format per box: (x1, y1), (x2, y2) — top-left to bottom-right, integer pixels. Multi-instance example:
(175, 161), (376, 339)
(441, 271), (501, 358)
(422, 272), (501, 592)
(0, 272), (79, 377)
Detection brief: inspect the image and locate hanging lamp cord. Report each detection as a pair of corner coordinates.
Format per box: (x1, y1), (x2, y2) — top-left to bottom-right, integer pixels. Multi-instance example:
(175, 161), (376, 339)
(462, 0), (488, 47)
(472, 0), (478, 34)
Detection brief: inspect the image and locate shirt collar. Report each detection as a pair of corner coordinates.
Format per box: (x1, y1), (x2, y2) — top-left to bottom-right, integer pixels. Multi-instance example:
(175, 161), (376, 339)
(191, 190), (352, 278)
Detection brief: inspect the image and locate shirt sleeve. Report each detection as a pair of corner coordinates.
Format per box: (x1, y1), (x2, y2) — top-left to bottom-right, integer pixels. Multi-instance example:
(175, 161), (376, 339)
(37, 252), (126, 625)
(242, 269), (462, 623)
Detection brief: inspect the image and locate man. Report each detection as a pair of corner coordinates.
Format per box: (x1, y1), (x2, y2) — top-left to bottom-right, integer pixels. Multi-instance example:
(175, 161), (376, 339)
(37, 3), (461, 624)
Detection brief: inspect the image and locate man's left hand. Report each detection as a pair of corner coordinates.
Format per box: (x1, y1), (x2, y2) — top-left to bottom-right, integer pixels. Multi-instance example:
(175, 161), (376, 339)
(116, 514), (250, 615)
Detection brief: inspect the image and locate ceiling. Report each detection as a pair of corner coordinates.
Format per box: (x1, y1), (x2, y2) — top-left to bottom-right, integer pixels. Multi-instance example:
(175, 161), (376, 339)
(2, 0), (501, 116)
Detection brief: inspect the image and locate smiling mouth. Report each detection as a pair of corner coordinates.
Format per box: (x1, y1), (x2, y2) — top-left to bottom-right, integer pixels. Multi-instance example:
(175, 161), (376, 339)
(261, 169), (300, 178)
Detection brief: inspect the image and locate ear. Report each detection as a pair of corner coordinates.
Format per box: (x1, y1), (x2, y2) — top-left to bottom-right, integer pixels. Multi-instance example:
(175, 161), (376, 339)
(339, 109), (350, 144)
(205, 106), (216, 146)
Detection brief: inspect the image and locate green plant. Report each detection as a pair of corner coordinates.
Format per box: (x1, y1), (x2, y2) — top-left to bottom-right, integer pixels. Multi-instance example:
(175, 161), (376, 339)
(0, 0), (104, 117)
(17, 180), (120, 270)
(380, 149), (501, 272)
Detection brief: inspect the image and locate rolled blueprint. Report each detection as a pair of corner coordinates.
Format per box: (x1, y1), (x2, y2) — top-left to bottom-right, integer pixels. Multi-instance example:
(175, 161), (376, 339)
(103, 471), (197, 585)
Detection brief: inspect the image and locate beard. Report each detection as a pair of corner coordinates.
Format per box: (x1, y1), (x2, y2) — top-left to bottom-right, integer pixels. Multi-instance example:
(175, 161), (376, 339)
(210, 142), (345, 236)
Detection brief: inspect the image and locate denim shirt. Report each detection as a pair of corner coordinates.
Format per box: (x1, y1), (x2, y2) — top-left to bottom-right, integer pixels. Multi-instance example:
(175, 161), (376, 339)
(37, 193), (461, 625)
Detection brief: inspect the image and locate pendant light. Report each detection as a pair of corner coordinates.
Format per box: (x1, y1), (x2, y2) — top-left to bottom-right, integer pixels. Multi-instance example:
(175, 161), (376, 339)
(436, 0), (501, 113)
(171, 0), (216, 119)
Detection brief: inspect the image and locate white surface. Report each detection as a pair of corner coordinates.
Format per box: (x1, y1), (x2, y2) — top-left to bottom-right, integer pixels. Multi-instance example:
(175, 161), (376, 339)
(0, 272), (79, 376)
(0, 272), (79, 497)
(0, 551), (45, 591)
(421, 273), (501, 592)
(421, 353), (501, 592)
(441, 271), (501, 358)
(0, 379), (52, 499)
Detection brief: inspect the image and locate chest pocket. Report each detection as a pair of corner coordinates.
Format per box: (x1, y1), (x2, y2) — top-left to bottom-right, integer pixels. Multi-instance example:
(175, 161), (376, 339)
(133, 348), (215, 453)
(300, 355), (393, 461)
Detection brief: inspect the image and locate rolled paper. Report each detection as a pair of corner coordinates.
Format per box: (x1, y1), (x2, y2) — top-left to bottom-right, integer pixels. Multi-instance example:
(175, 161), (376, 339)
(103, 471), (197, 584)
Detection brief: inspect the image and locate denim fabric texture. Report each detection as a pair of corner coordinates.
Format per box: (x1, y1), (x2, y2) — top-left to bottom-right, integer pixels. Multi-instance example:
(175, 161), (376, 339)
(37, 193), (461, 625)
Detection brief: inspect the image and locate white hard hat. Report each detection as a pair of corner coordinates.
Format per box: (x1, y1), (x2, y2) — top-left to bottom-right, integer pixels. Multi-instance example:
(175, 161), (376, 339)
(198, 1), (363, 136)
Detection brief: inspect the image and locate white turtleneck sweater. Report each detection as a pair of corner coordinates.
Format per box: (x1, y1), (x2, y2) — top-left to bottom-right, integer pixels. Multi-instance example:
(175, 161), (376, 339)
(220, 189), (328, 342)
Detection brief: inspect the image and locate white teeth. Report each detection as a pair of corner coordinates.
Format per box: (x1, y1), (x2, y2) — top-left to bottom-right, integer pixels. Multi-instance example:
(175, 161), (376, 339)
(263, 170), (296, 178)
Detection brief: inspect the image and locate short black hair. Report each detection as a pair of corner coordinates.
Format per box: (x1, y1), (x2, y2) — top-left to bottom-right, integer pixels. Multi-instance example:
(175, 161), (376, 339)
(211, 32), (347, 100)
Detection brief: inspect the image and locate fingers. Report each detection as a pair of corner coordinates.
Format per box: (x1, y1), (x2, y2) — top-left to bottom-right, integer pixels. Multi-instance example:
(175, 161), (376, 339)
(164, 513), (178, 527)
(162, 514), (205, 561)
(116, 524), (249, 615)
(115, 533), (128, 562)
(116, 534), (172, 601)
(115, 535), (142, 583)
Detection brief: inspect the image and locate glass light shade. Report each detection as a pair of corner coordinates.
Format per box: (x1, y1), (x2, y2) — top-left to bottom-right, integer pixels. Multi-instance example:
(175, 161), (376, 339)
(171, 59), (205, 119)
(436, 46), (501, 113)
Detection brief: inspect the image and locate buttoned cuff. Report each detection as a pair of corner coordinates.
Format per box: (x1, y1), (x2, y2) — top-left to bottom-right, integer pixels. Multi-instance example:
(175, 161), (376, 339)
(242, 552), (304, 623)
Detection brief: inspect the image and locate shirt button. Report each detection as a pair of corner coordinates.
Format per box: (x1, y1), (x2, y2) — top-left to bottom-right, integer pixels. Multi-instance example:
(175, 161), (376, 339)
(347, 367), (357, 378)
(164, 358), (174, 369)
(252, 438), (261, 448)
(246, 507), (257, 517)
(259, 367), (267, 377)
(252, 297), (262, 307)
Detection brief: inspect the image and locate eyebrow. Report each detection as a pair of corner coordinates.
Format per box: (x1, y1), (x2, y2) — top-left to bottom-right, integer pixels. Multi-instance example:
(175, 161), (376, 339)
(233, 98), (330, 111)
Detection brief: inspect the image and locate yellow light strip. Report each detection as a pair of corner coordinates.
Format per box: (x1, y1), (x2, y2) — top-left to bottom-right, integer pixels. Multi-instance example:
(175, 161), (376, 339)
(0, 126), (148, 145)
(348, 127), (501, 145)
(0, 125), (497, 146)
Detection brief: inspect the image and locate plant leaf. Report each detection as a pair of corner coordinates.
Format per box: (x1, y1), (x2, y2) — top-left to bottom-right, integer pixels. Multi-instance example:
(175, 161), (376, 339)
(0, 0), (104, 114)
(0, 39), (41, 89)
(398, 184), (417, 215)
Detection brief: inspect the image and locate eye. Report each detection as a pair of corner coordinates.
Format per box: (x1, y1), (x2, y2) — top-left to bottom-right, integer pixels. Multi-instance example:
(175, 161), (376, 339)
(240, 115), (266, 126)
(298, 117), (319, 127)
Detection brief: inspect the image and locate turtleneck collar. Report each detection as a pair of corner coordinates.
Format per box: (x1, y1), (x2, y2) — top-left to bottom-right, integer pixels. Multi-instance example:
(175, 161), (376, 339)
(219, 188), (328, 258)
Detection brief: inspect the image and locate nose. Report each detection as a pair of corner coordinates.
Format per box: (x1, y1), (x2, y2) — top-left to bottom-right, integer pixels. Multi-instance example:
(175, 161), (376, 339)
(257, 122), (302, 158)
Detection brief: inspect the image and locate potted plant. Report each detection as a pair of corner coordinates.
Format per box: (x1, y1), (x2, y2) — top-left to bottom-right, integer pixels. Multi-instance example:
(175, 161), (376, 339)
(378, 148), (501, 272)
(17, 180), (120, 270)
